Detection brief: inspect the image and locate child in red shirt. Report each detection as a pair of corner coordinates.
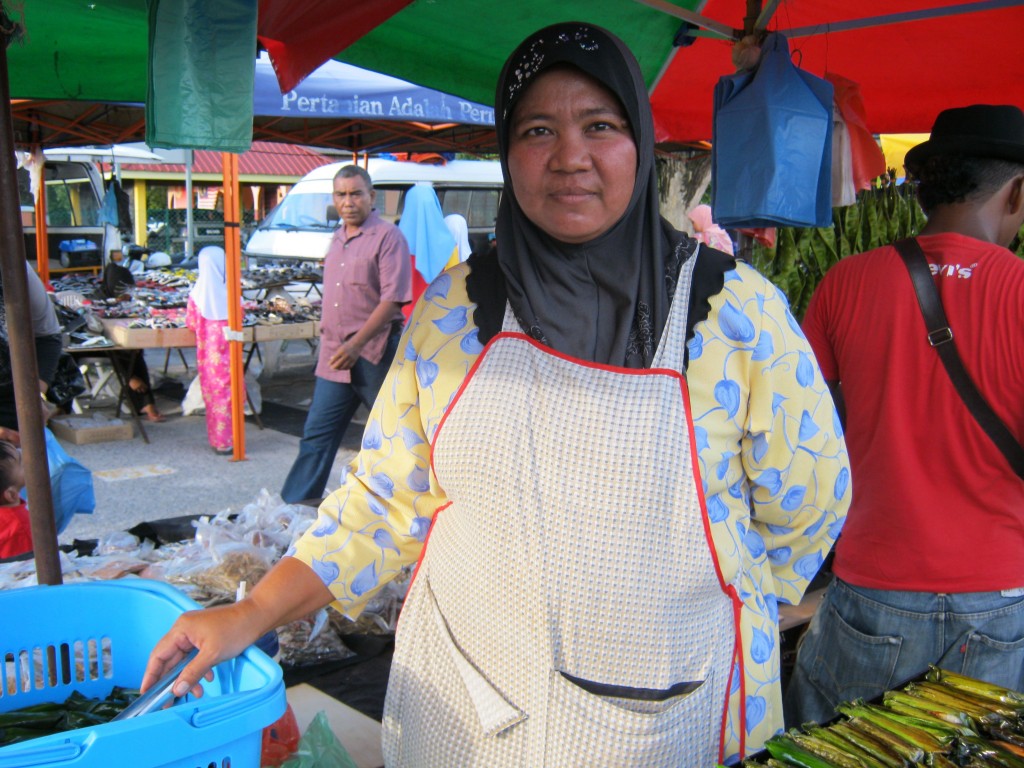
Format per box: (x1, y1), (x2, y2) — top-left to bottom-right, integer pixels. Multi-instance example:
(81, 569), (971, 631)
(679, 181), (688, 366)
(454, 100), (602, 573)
(0, 440), (31, 559)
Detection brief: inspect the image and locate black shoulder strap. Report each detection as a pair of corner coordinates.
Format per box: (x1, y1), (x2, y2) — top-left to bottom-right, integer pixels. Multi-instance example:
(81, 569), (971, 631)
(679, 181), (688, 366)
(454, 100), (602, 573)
(894, 237), (1024, 479)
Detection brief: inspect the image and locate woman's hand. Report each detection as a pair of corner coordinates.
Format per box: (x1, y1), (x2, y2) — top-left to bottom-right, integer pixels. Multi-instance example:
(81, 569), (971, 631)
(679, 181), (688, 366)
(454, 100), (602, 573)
(142, 558), (334, 698)
(141, 600), (263, 699)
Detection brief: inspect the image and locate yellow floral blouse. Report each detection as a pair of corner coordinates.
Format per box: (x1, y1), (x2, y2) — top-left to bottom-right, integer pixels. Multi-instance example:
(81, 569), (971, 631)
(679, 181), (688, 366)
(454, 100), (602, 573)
(292, 259), (851, 760)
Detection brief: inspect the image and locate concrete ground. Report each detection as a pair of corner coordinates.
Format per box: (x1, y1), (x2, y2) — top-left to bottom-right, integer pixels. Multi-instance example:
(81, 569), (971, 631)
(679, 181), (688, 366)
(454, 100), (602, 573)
(54, 336), (366, 546)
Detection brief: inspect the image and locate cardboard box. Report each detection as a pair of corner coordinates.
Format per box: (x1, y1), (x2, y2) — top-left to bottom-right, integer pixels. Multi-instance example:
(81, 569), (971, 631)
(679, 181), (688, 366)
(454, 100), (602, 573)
(49, 414), (133, 444)
(101, 319), (254, 347)
(253, 320), (315, 342)
(102, 319), (196, 349)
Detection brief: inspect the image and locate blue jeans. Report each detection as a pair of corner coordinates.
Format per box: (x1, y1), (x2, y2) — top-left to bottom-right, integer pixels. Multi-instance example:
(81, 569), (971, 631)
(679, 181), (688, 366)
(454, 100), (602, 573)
(280, 330), (400, 504)
(784, 577), (1024, 727)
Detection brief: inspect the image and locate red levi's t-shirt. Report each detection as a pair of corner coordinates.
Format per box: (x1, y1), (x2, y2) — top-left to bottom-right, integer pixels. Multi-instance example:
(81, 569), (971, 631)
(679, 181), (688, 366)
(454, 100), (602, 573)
(802, 233), (1024, 593)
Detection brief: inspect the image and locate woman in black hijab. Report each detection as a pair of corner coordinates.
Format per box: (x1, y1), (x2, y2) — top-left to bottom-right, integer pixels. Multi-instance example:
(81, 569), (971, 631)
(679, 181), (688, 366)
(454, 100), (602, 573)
(144, 23), (849, 765)
(470, 23), (732, 366)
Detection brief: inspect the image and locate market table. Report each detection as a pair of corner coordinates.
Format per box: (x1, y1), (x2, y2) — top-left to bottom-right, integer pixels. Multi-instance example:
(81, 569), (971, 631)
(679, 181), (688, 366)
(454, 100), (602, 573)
(66, 319), (319, 442)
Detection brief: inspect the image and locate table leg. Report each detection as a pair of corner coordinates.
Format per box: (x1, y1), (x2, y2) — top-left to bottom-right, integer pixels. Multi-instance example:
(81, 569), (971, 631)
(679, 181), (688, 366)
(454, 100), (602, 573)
(243, 343), (264, 430)
(109, 350), (149, 444)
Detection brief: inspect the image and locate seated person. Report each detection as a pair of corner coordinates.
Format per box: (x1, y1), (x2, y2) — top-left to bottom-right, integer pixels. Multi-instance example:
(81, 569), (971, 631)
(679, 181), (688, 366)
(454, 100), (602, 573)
(0, 440), (31, 559)
(0, 265), (62, 434)
(102, 262), (165, 423)
(125, 353), (165, 423)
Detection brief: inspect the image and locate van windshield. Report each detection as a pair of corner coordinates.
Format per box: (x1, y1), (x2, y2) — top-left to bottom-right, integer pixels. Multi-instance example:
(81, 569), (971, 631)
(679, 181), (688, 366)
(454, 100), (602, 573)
(18, 165), (102, 227)
(260, 190), (337, 231)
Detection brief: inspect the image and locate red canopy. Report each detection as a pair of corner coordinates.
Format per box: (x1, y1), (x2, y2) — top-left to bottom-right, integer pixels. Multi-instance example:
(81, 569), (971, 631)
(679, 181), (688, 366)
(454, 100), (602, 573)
(256, 0), (1024, 143)
(651, 0), (1024, 143)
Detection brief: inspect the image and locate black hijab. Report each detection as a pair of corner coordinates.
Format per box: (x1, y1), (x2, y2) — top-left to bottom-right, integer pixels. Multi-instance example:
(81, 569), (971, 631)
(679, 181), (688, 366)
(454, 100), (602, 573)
(467, 22), (733, 368)
(492, 22), (693, 368)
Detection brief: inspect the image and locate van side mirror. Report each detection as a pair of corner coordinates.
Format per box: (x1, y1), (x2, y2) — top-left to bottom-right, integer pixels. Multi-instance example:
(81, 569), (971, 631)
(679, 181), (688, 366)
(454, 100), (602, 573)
(326, 205), (339, 225)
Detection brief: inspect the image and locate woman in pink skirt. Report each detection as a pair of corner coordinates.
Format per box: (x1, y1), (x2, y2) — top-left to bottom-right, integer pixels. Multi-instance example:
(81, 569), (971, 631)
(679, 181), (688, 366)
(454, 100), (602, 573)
(186, 246), (238, 454)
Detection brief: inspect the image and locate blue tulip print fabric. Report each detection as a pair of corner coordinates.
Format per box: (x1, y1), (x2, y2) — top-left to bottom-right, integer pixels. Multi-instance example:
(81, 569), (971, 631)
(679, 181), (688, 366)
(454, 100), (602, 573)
(292, 259), (850, 759)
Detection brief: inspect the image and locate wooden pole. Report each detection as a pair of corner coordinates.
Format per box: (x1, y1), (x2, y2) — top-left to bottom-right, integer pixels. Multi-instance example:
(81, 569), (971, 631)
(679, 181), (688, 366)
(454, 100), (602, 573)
(222, 152), (246, 460)
(0, 18), (61, 585)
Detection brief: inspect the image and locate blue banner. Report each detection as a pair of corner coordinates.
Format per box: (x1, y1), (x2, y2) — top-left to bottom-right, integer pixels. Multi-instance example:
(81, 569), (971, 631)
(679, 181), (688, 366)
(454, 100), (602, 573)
(253, 53), (495, 127)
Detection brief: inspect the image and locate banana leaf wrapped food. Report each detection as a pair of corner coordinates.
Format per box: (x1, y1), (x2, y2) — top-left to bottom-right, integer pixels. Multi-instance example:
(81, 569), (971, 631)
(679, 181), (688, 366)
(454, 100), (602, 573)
(0, 687), (138, 747)
(744, 667), (1024, 767)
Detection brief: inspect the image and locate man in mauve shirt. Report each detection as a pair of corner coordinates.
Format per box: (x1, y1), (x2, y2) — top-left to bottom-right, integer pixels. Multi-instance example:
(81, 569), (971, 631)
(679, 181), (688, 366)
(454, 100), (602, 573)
(281, 165), (411, 503)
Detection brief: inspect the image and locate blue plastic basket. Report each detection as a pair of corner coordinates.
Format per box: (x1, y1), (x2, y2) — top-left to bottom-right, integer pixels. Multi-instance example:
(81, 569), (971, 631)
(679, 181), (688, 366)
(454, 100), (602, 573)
(0, 580), (286, 768)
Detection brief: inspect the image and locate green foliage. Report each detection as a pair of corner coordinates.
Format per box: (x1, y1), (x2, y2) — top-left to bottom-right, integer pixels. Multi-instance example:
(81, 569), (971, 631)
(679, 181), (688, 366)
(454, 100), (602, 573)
(751, 173), (928, 320)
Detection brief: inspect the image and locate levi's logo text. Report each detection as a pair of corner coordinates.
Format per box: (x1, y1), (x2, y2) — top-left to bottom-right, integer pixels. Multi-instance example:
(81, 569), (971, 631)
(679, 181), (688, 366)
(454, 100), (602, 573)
(928, 262), (978, 279)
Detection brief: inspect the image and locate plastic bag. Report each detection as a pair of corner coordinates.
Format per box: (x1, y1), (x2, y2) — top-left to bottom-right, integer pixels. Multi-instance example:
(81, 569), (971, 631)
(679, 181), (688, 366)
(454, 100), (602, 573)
(827, 73), (886, 191)
(47, 354), (87, 411)
(181, 372), (261, 416)
(280, 710), (359, 768)
(40, 427), (95, 534)
(181, 375), (205, 416)
(711, 32), (834, 228)
(261, 703), (301, 767)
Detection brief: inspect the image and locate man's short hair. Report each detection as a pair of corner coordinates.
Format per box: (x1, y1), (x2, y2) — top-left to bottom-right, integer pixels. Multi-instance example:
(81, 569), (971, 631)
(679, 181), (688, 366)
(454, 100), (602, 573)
(334, 165), (373, 190)
(909, 155), (1024, 214)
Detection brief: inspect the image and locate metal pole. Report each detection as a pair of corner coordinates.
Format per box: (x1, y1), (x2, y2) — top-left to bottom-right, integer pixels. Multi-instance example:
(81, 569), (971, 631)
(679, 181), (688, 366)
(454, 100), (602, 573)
(185, 149), (194, 261)
(0, 13), (61, 585)
(222, 151), (246, 460)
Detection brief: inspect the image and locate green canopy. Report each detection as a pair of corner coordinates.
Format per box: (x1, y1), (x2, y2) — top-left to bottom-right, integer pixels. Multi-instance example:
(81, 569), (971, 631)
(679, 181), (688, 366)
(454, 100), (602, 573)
(8, 0), (149, 102)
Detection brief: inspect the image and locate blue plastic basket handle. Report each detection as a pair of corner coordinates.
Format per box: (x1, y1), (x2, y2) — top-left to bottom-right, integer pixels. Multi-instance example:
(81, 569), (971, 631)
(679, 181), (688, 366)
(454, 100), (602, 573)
(190, 685), (280, 729)
(0, 741), (82, 767)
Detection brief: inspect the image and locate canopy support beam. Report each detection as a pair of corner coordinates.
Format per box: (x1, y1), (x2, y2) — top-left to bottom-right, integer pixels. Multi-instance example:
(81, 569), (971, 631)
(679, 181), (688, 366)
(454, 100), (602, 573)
(783, 0), (1023, 38)
(633, 0), (736, 39)
(0, 17), (61, 585)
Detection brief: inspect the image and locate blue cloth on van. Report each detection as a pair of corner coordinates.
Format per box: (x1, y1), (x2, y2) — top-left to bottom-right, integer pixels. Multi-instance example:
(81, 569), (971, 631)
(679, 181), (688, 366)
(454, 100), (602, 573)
(711, 32), (834, 229)
(398, 184), (457, 284)
(100, 185), (120, 227)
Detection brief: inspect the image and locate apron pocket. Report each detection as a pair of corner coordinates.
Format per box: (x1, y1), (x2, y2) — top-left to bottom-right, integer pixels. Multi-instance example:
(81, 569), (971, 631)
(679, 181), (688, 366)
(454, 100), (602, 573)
(426, 577), (526, 736)
(544, 668), (719, 766)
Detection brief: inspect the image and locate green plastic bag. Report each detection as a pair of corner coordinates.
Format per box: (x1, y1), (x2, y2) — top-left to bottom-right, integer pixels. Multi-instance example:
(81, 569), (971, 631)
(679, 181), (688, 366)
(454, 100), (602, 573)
(279, 711), (359, 768)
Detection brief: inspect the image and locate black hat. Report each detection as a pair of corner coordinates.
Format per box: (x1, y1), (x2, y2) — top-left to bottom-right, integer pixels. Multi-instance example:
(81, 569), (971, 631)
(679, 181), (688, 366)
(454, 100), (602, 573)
(905, 104), (1024, 170)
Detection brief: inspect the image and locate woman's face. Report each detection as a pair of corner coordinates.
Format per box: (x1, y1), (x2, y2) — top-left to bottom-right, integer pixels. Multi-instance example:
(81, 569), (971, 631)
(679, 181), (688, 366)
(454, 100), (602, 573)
(507, 67), (637, 244)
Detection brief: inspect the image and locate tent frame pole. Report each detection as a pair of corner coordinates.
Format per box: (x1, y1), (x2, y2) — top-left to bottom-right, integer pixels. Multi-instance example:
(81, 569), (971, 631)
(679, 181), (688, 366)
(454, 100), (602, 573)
(0, 17), (61, 585)
(784, 0), (1022, 38)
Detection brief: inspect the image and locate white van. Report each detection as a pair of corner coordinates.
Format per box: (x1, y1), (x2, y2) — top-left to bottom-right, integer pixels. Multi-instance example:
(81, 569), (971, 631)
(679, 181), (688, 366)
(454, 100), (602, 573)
(17, 153), (125, 269)
(243, 157), (504, 267)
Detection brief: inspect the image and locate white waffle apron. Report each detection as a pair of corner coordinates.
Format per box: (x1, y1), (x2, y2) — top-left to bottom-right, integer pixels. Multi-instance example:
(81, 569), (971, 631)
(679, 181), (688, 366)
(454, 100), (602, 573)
(383, 254), (739, 767)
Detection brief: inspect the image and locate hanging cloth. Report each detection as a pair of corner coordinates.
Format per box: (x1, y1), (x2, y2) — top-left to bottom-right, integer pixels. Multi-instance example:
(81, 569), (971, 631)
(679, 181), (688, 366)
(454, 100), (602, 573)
(831, 103), (857, 207)
(146, 0), (257, 151)
(826, 73), (887, 192)
(711, 32), (834, 228)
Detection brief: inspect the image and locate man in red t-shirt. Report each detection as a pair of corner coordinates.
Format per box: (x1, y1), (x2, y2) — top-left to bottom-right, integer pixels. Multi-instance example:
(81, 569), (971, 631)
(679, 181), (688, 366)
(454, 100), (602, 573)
(786, 104), (1024, 725)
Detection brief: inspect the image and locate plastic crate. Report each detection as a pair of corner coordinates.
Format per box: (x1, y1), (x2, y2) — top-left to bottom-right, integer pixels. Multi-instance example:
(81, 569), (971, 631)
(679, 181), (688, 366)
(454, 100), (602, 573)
(57, 240), (101, 268)
(0, 579), (286, 768)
